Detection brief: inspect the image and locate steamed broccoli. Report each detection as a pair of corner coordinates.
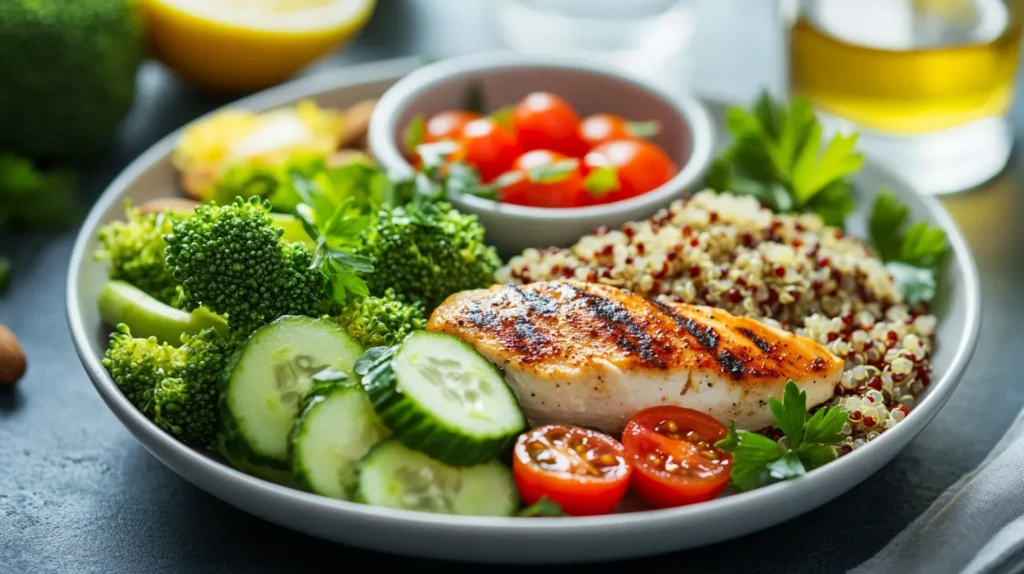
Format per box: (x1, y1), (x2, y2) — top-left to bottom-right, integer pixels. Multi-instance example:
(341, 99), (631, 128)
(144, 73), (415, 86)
(164, 196), (328, 334)
(95, 205), (188, 307)
(333, 288), (427, 348)
(102, 324), (230, 449)
(355, 201), (500, 311)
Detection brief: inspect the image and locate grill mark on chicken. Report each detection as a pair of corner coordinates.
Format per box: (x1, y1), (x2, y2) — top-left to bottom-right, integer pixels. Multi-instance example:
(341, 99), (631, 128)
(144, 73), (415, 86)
(513, 314), (550, 348)
(652, 299), (719, 350)
(466, 302), (500, 330)
(512, 285), (559, 316)
(738, 327), (772, 353)
(717, 349), (746, 380)
(563, 283), (666, 368)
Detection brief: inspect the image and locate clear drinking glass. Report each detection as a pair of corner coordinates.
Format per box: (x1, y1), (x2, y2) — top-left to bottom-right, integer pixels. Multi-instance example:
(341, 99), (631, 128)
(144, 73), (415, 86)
(785, 0), (1024, 195)
(495, 0), (698, 91)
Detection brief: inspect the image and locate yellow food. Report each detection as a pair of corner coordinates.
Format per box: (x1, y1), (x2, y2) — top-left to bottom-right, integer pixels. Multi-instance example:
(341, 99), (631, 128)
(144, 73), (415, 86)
(142, 0), (376, 92)
(172, 100), (345, 198)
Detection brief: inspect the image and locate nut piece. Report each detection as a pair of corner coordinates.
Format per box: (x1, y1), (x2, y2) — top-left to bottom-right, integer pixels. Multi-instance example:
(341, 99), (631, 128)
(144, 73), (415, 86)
(338, 99), (376, 148)
(0, 324), (26, 388)
(138, 197), (201, 215)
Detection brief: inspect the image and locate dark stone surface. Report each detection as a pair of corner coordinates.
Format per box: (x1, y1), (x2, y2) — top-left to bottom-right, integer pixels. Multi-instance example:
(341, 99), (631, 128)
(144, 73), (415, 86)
(3, 2), (1024, 572)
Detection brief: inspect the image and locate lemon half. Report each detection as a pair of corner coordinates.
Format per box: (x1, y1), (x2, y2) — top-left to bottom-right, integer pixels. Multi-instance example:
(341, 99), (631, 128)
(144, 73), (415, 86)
(142, 0), (376, 93)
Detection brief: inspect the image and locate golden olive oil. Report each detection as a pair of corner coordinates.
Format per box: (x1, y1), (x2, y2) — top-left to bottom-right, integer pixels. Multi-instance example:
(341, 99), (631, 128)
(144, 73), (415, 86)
(789, 0), (1024, 134)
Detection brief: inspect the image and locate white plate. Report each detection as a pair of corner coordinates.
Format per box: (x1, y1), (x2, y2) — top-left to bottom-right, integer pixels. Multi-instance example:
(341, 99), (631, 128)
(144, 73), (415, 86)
(66, 57), (981, 564)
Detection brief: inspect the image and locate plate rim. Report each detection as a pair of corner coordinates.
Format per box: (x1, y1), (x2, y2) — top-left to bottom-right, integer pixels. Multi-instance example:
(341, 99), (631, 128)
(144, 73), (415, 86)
(65, 56), (983, 536)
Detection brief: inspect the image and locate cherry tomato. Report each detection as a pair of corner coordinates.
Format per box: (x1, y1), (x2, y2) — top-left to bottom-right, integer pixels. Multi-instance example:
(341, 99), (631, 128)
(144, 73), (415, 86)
(513, 424), (632, 516)
(499, 150), (589, 208)
(513, 92), (587, 157)
(582, 139), (677, 204)
(621, 406), (733, 508)
(424, 110), (481, 143)
(456, 117), (522, 182)
(578, 114), (660, 148)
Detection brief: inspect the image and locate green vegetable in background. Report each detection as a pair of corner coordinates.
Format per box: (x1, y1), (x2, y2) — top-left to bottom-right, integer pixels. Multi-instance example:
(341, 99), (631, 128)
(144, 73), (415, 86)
(0, 153), (84, 291)
(706, 91), (863, 227)
(715, 381), (848, 492)
(868, 188), (950, 305)
(0, 0), (143, 160)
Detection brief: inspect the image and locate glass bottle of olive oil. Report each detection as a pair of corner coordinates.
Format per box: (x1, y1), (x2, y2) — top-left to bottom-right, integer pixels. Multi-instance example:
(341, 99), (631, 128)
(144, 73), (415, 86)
(786, 0), (1024, 194)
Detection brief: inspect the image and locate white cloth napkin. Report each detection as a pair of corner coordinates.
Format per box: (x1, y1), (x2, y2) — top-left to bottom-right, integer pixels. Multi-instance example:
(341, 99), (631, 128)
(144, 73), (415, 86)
(852, 408), (1024, 574)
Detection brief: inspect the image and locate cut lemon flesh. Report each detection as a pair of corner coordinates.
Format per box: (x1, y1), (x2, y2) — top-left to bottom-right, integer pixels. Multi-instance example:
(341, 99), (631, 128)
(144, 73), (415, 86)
(142, 0), (376, 92)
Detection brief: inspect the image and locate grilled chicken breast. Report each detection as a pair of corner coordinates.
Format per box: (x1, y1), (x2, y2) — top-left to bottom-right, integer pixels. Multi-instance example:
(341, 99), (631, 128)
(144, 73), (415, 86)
(427, 280), (843, 433)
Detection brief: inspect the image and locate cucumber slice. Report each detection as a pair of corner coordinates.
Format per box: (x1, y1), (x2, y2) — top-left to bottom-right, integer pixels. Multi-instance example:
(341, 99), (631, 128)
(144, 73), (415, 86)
(270, 213), (315, 249)
(219, 316), (364, 476)
(290, 383), (390, 500)
(361, 331), (526, 467)
(356, 438), (518, 516)
(98, 280), (228, 344)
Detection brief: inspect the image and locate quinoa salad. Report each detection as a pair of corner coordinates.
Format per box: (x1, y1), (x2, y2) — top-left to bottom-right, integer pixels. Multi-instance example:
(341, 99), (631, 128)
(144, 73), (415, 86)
(497, 190), (938, 454)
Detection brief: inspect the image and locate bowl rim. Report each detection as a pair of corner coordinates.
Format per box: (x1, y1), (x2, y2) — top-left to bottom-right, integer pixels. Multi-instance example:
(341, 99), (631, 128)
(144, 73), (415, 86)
(367, 50), (716, 220)
(66, 57), (982, 535)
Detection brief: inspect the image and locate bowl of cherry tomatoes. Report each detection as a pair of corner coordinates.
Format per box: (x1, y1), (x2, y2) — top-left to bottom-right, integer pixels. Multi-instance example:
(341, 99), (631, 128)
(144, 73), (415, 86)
(368, 51), (714, 256)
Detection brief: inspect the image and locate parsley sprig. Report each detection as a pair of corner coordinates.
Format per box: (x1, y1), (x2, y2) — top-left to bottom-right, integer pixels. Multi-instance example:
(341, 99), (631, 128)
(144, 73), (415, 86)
(868, 189), (950, 305)
(707, 92), (863, 227)
(715, 381), (848, 491)
(517, 496), (565, 517)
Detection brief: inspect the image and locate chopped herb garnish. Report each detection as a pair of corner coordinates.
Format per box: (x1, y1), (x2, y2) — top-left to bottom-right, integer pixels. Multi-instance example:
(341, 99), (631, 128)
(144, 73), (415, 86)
(868, 188), (949, 305)
(706, 91), (863, 227)
(518, 496), (566, 517)
(715, 381), (848, 491)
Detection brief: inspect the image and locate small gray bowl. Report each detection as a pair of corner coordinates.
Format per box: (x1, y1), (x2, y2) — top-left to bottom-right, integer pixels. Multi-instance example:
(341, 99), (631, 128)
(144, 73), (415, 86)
(368, 51), (714, 257)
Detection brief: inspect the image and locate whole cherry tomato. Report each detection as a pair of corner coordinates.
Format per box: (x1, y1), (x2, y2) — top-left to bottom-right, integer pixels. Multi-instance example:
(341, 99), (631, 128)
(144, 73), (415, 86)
(513, 92), (587, 157)
(621, 406), (733, 509)
(582, 139), (677, 204)
(513, 424), (632, 516)
(425, 110), (481, 143)
(578, 113), (661, 148)
(456, 117), (522, 182)
(499, 149), (589, 208)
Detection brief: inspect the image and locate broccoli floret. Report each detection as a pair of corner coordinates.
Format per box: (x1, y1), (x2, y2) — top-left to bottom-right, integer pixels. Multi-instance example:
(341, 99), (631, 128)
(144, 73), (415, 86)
(96, 205), (187, 307)
(355, 201), (501, 311)
(102, 324), (229, 449)
(333, 288), (427, 348)
(164, 196), (328, 334)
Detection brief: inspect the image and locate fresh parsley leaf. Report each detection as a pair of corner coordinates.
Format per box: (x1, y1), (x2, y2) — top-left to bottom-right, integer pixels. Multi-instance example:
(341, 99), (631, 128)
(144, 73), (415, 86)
(518, 496), (566, 517)
(719, 423), (786, 492)
(867, 188), (908, 262)
(403, 114), (426, 155)
(716, 381), (848, 491)
(803, 403), (848, 445)
(707, 91), (862, 227)
(769, 382), (807, 449)
(886, 261), (937, 306)
(867, 189), (949, 304)
(766, 452), (806, 481)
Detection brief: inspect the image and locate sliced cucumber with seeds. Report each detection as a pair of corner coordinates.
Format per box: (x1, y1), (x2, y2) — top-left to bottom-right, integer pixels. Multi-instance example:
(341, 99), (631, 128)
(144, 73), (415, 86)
(355, 438), (518, 516)
(289, 383), (390, 500)
(360, 331), (525, 467)
(219, 316), (364, 478)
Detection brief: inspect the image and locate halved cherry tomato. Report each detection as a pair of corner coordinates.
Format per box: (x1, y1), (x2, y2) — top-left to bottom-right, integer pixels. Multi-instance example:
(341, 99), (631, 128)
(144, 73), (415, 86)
(513, 92), (587, 157)
(621, 406), (733, 508)
(425, 110), (481, 143)
(456, 117), (522, 182)
(582, 139), (677, 204)
(499, 150), (588, 208)
(513, 424), (632, 516)
(578, 113), (660, 148)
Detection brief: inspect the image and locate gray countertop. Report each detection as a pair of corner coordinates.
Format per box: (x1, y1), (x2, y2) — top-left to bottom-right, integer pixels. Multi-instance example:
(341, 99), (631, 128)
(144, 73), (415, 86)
(3, 1), (1024, 572)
